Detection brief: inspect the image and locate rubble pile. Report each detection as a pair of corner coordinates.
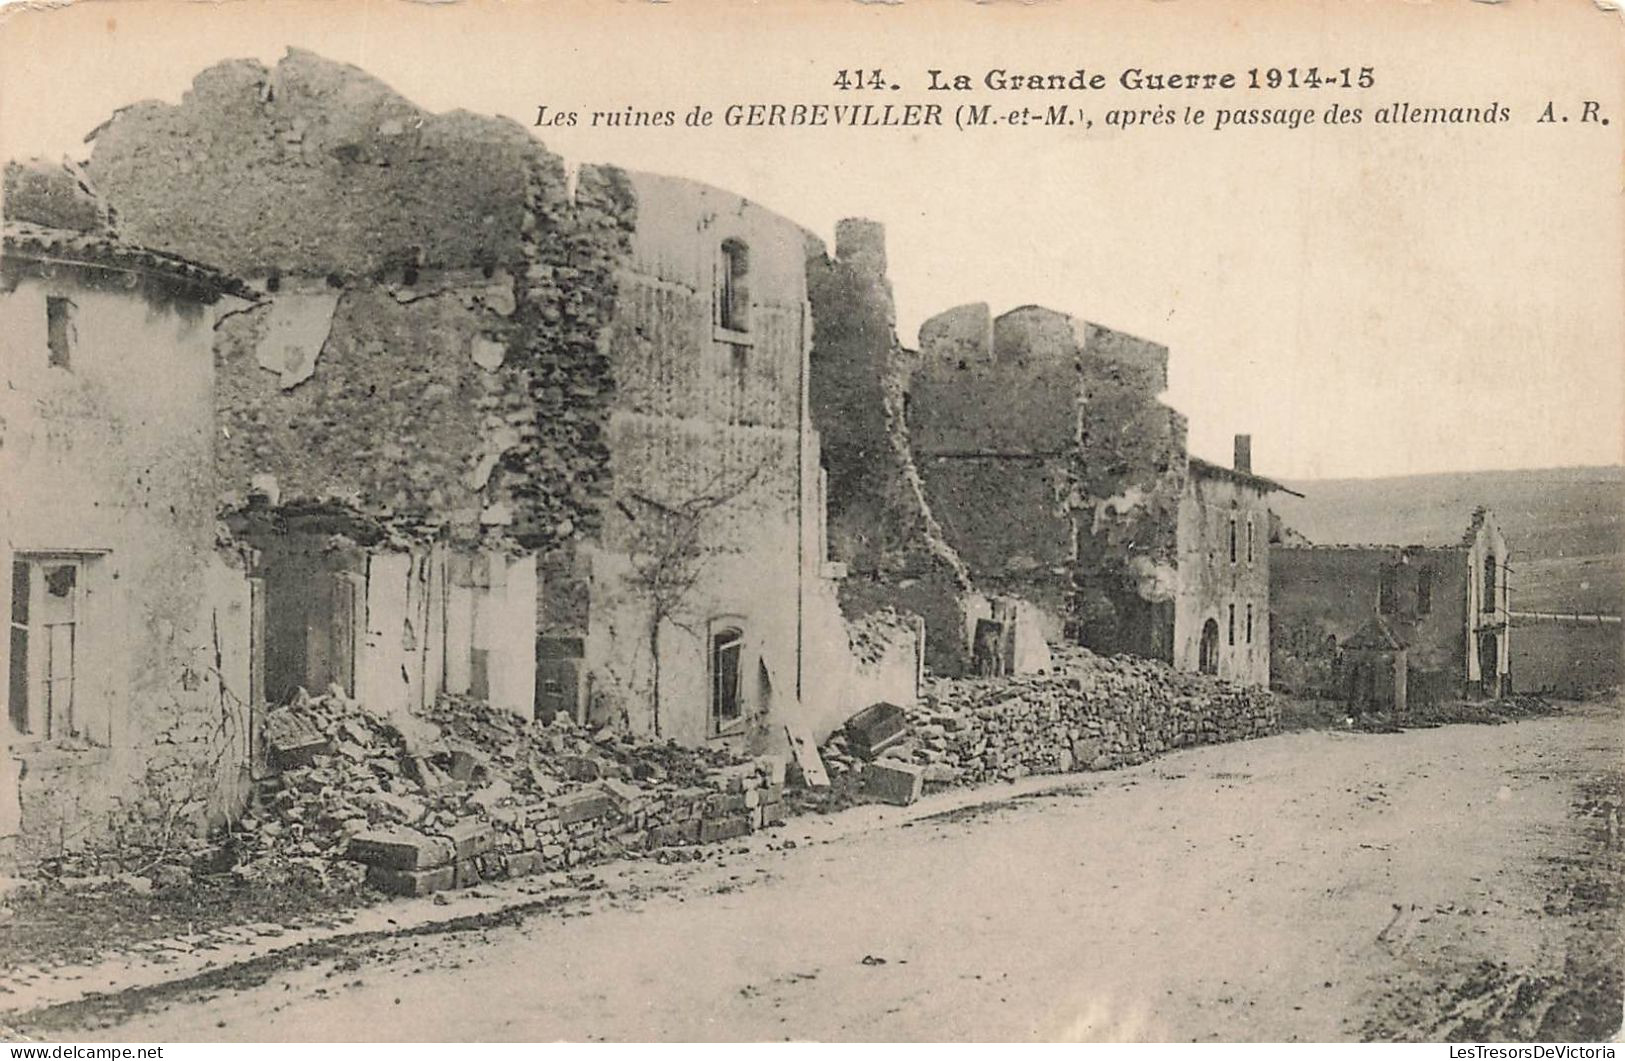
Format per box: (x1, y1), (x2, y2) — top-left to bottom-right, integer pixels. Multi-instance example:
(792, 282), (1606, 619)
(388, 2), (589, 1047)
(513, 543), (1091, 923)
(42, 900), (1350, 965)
(236, 689), (786, 897)
(1404, 692), (1559, 728)
(811, 646), (1278, 801)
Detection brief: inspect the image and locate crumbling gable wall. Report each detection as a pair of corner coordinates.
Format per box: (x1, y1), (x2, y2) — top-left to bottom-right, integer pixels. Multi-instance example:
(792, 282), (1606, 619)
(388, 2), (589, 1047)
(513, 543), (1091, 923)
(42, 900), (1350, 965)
(806, 223), (980, 676)
(86, 49), (632, 549)
(86, 48), (536, 279)
(907, 304), (1186, 659)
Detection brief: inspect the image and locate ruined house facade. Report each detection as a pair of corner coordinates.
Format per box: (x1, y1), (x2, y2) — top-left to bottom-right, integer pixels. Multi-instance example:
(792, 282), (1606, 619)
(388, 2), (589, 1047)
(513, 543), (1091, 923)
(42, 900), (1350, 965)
(1, 162), (255, 868)
(906, 303), (1287, 685)
(1270, 508), (1512, 706)
(567, 170), (876, 749)
(85, 51), (600, 731)
(78, 51), (908, 761)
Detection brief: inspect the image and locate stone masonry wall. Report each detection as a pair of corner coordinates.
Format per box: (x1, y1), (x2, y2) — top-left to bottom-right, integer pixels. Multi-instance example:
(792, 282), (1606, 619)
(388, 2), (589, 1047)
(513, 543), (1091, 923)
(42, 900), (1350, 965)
(805, 238), (982, 676)
(1069, 319), (1188, 658)
(87, 49), (632, 549)
(918, 646), (1277, 785)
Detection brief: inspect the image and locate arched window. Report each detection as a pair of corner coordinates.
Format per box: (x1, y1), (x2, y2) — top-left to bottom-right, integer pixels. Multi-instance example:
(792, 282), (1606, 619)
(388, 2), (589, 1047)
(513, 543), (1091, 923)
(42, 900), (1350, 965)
(716, 239), (750, 334)
(1199, 619), (1220, 675)
(1481, 553), (1497, 614)
(711, 624), (744, 730)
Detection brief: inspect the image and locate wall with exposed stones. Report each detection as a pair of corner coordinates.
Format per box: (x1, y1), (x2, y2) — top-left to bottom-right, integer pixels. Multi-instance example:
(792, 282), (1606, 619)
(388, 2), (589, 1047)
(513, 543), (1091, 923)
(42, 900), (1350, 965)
(908, 303), (1188, 659)
(1066, 316), (1187, 659)
(86, 49), (630, 550)
(806, 226), (983, 675)
(917, 647), (1278, 785)
(85, 49), (536, 279)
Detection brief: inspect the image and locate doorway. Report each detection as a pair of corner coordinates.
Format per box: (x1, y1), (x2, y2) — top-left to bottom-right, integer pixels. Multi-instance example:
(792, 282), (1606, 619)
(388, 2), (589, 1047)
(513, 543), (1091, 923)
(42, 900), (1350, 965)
(1198, 618), (1220, 675)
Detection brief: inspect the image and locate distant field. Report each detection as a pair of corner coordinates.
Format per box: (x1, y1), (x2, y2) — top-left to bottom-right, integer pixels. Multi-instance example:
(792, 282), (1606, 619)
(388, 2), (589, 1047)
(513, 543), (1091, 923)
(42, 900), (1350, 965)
(1272, 466), (1624, 615)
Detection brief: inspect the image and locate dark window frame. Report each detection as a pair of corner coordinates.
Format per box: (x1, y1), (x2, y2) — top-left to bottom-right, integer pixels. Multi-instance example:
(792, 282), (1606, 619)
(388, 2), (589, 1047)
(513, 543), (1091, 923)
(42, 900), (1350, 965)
(1378, 564), (1398, 616)
(46, 295), (76, 370)
(716, 239), (751, 335)
(710, 623), (745, 735)
(8, 553), (92, 742)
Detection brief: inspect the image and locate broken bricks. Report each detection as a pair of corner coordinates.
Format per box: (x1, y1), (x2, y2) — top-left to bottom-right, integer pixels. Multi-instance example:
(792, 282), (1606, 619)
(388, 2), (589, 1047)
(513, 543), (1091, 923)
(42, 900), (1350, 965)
(863, 760), (925, 806)
(347, 828), (456, 872)
(263, 708), (331, 770)
(843, 702), (909, 760)
(365, 863), (456, 898)
(242, 689), (802, 904)
(348, 820), (496, 897)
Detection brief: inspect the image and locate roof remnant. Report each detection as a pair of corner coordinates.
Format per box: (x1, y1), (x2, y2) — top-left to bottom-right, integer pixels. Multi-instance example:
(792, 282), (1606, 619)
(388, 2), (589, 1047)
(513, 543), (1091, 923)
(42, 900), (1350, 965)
(3, 156), (253, 302)
(2, 220), (258, 302)
(1188, 456), (1304, 497)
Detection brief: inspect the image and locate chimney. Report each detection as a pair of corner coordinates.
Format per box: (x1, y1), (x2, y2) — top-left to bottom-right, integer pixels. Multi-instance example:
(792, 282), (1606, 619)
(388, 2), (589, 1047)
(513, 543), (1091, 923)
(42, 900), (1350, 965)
(1234, 434), (1253, 475)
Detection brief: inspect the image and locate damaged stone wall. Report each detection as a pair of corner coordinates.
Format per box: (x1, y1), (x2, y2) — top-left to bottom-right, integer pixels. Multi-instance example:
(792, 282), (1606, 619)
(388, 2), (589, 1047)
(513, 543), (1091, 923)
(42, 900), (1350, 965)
(918, 646), (1277, 784)
(908, 304), (1186, 659)
(86, 49), (536, 279)
(909, 304), (1082, 632)
(86, 49), (631, 549)
(806, 222), (981, 675)
(814, 646), (1274, 796)
(212, 279), (510, 530)
(1066, 316), (1187, 661)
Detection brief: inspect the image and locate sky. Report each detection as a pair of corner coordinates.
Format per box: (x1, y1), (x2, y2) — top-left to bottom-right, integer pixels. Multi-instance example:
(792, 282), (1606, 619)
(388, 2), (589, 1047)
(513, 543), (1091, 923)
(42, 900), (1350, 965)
(0, 0), (1621, 480)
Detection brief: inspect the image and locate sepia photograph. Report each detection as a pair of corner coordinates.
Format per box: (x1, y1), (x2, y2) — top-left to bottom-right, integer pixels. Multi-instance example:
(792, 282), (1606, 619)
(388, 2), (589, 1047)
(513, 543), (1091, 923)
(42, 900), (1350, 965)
(0, 0), (1620, 1044)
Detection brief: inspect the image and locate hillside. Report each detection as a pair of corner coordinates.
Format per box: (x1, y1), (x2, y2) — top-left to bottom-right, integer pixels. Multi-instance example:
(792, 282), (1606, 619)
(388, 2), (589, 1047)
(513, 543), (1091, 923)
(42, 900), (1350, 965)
(1271, 466), (1624, 614)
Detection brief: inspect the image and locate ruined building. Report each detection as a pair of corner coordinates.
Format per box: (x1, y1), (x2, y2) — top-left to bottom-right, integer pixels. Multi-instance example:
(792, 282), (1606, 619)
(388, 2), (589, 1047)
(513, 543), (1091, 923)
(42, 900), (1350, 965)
(804, 221), (995, 678)
(564, 171), (908, 748)
(86, 50), (607, 729)
(907, 304), (1293, 685)
(1270, 508), (1513, 708)
(1, 160), (255, 867)
(75, 52), (910, 757)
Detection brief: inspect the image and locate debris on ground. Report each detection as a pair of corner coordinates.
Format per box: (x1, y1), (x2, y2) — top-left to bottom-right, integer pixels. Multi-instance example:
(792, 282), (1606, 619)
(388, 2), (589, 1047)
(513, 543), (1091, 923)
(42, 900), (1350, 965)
(796, 645), (1277, 814)
(1354, 694), (1562, 732)
(229, 689), (790, 898)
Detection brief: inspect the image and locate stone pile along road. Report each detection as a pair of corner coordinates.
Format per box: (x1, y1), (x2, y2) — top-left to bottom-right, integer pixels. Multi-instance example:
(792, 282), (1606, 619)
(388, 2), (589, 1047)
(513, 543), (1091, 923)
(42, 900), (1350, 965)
(10, 697), (1620, 1042)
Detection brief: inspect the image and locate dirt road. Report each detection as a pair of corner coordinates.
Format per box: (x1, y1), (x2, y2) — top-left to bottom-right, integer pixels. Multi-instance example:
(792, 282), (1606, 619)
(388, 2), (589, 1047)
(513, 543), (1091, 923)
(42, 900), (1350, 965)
(14, 700), (1622, 1042)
